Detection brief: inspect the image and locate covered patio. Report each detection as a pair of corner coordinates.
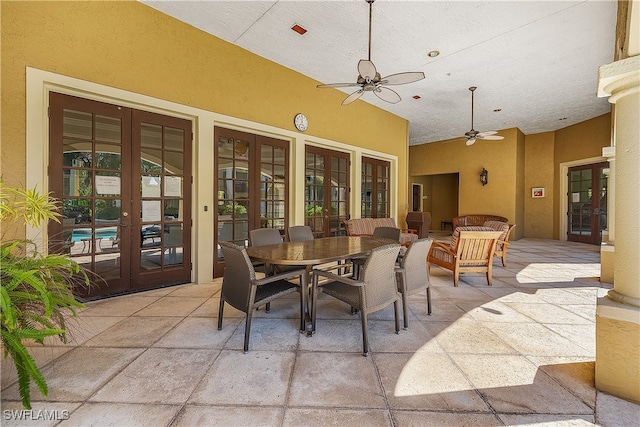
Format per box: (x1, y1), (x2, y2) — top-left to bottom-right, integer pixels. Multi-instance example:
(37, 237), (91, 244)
(2, 238), (638, 426)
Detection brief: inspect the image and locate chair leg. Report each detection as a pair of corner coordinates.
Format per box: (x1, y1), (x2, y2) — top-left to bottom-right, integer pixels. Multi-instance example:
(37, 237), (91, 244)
(265, 302), (271, 312)
(502, 253), (507, 267)
(361, 311), (369, 357)
(400, 291), (409, 330)
(243, 311), (253, 353)
(393, 300), (400, 334)
(426, 287), (432, 315)
(453, 270), (460, 287)
(217, 298), (225, 330)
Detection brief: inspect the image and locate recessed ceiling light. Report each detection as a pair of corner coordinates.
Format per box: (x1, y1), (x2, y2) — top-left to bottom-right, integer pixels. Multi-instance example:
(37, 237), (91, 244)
(291, 23), (307, 35)
(413, 95), (421, 100)
(427, 50), (440, 58)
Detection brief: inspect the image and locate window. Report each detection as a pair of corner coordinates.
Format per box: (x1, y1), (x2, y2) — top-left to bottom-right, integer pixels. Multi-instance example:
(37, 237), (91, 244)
(361, 157), (390, 218)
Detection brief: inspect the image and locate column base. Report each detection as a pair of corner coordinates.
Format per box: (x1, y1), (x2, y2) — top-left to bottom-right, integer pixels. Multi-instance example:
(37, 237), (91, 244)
(595, 296), (640, 403)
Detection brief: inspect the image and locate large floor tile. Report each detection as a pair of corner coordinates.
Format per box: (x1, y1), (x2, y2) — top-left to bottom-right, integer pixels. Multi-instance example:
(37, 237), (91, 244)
(90, 348), (215, 404)
(527, 356), (596, 409)
(2, 347), (145, 402)
(375, 352), (491, 412)
(1, 401), (82, 427)
(224, 317), (301, 352)
(392, 410), (502, 426)
(83, 316), (182, 347)
(497, 413), (595, 426)
(174, 405), (283, 426)
(1, 346), (72, 389)
(153, 316), (240, 349)
(288, 352), (386, 409)
(451, 354), (593, 414)
(189, 350), (295, 406)
(595, 391), (640, 427)
(81, 295), (158, 317)
(484, 322), (592, 357)
(283, 408), (392, 427)
(132, 296), (208, 317)
(424, 319), (518, 355)
(58, 403), (180, 427)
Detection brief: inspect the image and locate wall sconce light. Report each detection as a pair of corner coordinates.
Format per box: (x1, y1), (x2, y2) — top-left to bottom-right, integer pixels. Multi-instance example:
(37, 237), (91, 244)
(480, 168), (488, 186)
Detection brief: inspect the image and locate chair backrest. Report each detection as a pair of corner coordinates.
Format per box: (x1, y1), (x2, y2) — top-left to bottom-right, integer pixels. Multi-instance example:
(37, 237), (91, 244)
(398, 238), (432, 292)
(372, 226), (401, 241)
(287, 225), (314, 242)
(456, 230), (503, 266)
(361, 243), (402, 311)
(249, 228), (283, 246)
(219, 241), (257, 312)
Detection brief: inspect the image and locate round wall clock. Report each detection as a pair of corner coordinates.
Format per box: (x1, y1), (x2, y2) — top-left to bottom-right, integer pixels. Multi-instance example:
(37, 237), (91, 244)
(294, 113), (308, 132)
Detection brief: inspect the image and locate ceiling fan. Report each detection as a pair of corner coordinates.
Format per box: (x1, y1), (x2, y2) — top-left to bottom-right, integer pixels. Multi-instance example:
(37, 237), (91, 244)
(316, 0), (425, 106)
(463, 86), (504, 146)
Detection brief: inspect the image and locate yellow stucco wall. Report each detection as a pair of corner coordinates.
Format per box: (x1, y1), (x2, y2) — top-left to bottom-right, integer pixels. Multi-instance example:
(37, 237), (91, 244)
(409, 114), (611, 241)
(0, 1), (409, 224)
(524, 132), (555, 239)
(409, 127), (523, 239)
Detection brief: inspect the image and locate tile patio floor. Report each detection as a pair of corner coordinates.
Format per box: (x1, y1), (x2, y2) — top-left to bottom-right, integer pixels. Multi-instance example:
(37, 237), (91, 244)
(2, 238), (639, 426)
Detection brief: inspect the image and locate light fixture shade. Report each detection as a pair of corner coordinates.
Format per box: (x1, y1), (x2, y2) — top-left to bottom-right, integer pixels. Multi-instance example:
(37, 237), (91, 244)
(480, 168), (488, 186)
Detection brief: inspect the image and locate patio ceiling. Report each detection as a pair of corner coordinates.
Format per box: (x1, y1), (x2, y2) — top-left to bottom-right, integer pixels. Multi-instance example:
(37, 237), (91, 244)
(140, 0), (617, 145)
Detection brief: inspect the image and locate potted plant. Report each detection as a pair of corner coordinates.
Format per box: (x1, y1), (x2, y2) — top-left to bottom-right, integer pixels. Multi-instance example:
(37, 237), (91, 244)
(0, 182), (89, 408)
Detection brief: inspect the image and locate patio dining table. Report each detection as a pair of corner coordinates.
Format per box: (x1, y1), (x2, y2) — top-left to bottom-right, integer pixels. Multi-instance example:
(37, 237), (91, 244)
(245, 236), (390, 335)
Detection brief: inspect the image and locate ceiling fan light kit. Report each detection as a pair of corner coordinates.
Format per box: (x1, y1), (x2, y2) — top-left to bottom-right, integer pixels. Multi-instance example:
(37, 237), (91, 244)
(317, 0), (425, 106)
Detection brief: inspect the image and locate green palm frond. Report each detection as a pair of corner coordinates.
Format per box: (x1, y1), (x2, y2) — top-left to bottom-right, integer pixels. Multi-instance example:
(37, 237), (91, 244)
(1, 182), (89, 409)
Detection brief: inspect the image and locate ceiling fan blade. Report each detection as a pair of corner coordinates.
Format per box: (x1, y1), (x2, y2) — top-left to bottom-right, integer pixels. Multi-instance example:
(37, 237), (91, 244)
(478, 134), (504, 140)
(342, 89), (365, 106)
(465, 137), (477, 146)
(381, 71), (425, 86)
(317, 82), (361, 88)
(477, 130), (498, 136)
(374, 86), (401, 104)
(358, 60), (377, 80)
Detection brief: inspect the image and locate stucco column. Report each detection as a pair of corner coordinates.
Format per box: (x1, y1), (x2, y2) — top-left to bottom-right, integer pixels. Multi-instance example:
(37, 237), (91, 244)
(600, 146), (615, 283)
(595, 55), (640, 402)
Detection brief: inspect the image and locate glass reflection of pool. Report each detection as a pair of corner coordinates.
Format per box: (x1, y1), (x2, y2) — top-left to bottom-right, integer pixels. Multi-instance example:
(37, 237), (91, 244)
(71, 227), (117, 242)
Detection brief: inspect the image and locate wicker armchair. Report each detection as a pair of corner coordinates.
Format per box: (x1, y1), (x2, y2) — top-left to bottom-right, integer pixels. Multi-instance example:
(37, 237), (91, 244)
(395, 238), (433, 329)
(217, 242), (305, 353)
(312, 243), (401, 356)
(427, 228), (502, 286)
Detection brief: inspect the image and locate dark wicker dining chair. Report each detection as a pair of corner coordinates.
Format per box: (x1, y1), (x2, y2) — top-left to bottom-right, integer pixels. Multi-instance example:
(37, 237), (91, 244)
(218, 242), (305, 353)
(287, 225), (314, 242)
(352, 226), (401, 278)
(249, 227), (283, 277)
(312, 243), (401, 356)
(395, 238), (433, 329)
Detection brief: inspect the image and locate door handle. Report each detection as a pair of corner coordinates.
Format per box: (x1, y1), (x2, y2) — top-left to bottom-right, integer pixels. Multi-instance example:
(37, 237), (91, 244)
(120, 223), (129, 227)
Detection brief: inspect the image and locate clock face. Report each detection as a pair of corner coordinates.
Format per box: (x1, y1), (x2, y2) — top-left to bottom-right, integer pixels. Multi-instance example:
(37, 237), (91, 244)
(294, 113), (308, 132)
